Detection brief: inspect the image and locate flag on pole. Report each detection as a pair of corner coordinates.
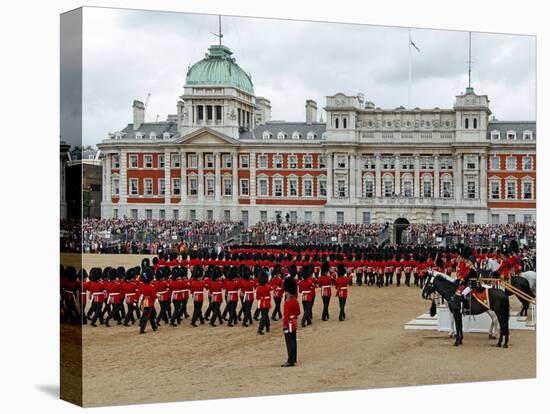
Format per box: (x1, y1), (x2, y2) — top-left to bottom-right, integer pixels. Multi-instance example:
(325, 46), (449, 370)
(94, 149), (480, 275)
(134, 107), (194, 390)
(410, 38), (421, 53)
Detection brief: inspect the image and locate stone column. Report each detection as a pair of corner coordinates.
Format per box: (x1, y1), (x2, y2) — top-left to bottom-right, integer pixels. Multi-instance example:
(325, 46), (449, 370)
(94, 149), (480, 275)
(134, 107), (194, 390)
(349, 153), (356, 199)
(214, 152), (221, 202)
(414, 154), (420, 198)
(455, 153), (463, 201)
(120, 150), (127, 203)
(232, 152), (239, 203)
(356, 154), (363, 199)
(479, 154), (487, 203)
(250, 152), (257, 206)
(164, 150), (171, 204)
(104, 155), (111, 202)
(433, 154), (440, 199)
(394, 154), (401, 195)
(375, 153), (381, 198)
(198, 151), (204, 203)
(326, 152), (333, 203)
(180, 151), (187, 201)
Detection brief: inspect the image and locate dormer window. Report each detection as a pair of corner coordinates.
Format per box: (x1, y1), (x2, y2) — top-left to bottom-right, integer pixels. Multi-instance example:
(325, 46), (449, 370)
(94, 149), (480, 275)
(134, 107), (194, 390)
(277, 132), (285, 140)
(135, 132), (142, 139)
(307, 132), (315, 140)
(523, 130), (533, 140)
(292, 132), (300, 140)
(507, 131), (516, 140)
(163, 132), (170, 140)
(149, 132), (156, 140)
(115, 132), (123, 139)
(491, 131), (500, 140)
(262, 131), (271, 140)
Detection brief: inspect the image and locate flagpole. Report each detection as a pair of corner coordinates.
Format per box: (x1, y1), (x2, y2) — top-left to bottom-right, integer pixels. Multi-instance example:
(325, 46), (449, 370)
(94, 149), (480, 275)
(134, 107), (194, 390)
(408, 28), (412, 109)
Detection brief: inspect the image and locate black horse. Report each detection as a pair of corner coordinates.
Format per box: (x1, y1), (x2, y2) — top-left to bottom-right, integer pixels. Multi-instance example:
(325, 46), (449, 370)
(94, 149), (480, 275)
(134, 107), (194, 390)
(422, 273), (510, 348)
(480, 269), (533, 317)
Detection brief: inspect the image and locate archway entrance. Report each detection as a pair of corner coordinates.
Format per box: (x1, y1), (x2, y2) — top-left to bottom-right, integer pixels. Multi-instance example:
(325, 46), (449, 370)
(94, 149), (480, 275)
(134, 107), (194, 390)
(394, 218), (410, 245)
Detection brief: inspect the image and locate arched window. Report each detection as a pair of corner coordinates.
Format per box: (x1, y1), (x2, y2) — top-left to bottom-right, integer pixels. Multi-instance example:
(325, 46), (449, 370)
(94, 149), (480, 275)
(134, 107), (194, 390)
(307, 132), (315, 140)
(422, 174), (433, 198)
(343, 118), (347, 129)
(473, 118), (478, 129)
(363, 174), (375, 198)
(262, 131), (270, 140)
(292, 131), (300, 140)
(335, 118), (339, 129)
(402, 173), (413, 197)
(277, 132), (285, 140)
(465, 118), (469, 129)
(441, 174), (453, 199)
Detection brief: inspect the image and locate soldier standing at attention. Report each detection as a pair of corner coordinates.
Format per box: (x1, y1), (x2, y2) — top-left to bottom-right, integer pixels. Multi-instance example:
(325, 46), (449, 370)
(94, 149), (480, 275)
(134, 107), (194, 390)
(335, 263), (351, 321)
(190, 266), (206, 327)
(281, 276), (300, 367)
(317, 261), (333, 321)
(256, 269), (272, 335)
(270, 266), (284, 321)
(138, 267), (158, 334)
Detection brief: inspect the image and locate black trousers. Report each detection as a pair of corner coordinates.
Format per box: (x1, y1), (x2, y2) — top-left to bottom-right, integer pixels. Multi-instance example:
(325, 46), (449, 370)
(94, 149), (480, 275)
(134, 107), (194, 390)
(368, 273), (375, 286)
(377, 274), (384, 288)
(321, 295), (331, 320)
(419, 276), (425, 288)
(237, 297), (245, 320)
(191, 301), (204, 325)
(157, 300), (170, 324)
(209, 302), (223, 326)
(356, 272), (363, 286)
(226, 300), (238, 325)
(204, 297), (213, 320)
(101, 303), (112, 319)
(105, 303), (124, 325)
(63, 299), (80, 324)
(241, 300), (253, 326)
(181, 298), (189, 318)
(301, 301), (312, 326)
(140, 306), (158, 333)
(253, 305), (261, 320)
(284, 331), (297, 364)
(414, 273), (419, 286)
(396, 272), (402, 286)
(272, 297), (282, 320)
(338, 297), (347, 321)
(385, 272), (392, 286)
(258, 308), (270, 332)
(171, 300), (183, 325)
(89, 302), (104, 325)
(404, 273), (411, 287)
(124, 302), (140, 325)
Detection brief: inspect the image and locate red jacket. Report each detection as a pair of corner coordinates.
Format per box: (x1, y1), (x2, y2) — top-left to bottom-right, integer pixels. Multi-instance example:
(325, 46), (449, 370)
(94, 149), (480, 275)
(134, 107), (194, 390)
(87, 281), (105, 303)
(335, 276), (350, 298)
(224, 280), (240, 302)
(105, 280), (123, 304)
(139, 283), (157, 308)
(209, 280), (224, 303)
(154, 280), (171, 302)
(298, 278), (314, 302)
(256, 284), (272, 309)
(283, 296), (301, 332)
(317, 275), (333, 297)
(270, 276), (284, 298)
(121, 281), (139, 304)
(169, 279), (188, 301)
(239, 279), (256, 302)
(190, 279), (206, 302)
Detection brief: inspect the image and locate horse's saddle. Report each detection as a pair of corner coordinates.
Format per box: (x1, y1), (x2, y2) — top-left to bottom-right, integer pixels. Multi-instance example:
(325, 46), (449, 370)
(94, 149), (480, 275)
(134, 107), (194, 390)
(472, 288), (491, 310)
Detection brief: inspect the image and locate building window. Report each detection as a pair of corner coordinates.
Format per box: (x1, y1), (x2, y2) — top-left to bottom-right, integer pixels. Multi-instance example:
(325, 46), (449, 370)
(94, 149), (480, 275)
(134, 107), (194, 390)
(240, 155), (249, 168)
(173, 210), (179, 220)
(288, 155), (297, 169)
(506, 181), (516, 199)
(319, 211), (325, 224)
(384, 177), (393, 197)
(400, 157), (414, 170)
(289, 211), (298, 223)
(260, 211), (268, 223)
(490, 156), (500, 170)
(277, 132), (285, 140)
(343, 118), (347, 129)
(522, 156), (533, 171)
(464, 118), (469, 129)
(143, 179), (153, 196)
(223, 154), (232, 168)
(364, 178), (374, 198)
(145, 209), (152, 220)
(129, 155), (138, 168)
(172, 178), (181, 196)
(467, 181), (476, 199)
(188, 154), (197, 168)
(523, 181), (533, 200)
(131, 209), (138, 219)
(205, 154), (214, 168)
(319, 179), (327, 197)
(465, 156), (477, 170)
(171, 154), (181, 168)
(523, 131), (533, 140)
(111, 178), (120, 196)
(112, 155), (120, 168)
(288, 179), (298, 197)
(258, 155), (268, 169)
(441, 213), (449, 224)
(206, 177), (215, 196)
(442, 180), (452, 199)
(336, 211), (344, 225)
(304, 211), (312, 223)
(473, 118), (478, 129)
(223, 178), (232, 196)
(274, 179), (283, 197)
(113, 208), (118, 219)
(240, 179), (249, 196)
(363, 156), (376, 169)
(273, 155), (283, 169)
(241, 210), (248, 227)
(304, 155), (313, 169)
(188, 178), (197, 196)
(439, 157), (453, 170)
(337, 179), (347, 198)
(303, 179), (313, 197)
(307, 132), (315, 140)
(382, 157), (394, 169)
(491, 214), (499, 225)
(215, 106), (222, 121)
(467, 213), (475, 224)
(507, 131), (516, 140)
(292, 132), (300, 140)
(207, 210), (214, 221)
(129, 178), (139, 195)
(158, 179), (165, 196)
(403, 180), (413, 198)
(189, 209), (196, 221)
(159, 209), (166, 220)
(491, 131), (500, 140)
(319, 156), (327, 169)
(506, 156), (517, 170)
(336, 155), (347, 169)
(158, 155), (165, 168)
(362, 211), (371, 224)
(262, 131), (270, 140)
(524, 214), (532, 223)
(422, 177), (432, 198)
(144, 155), (153, 168)
(490, 181), (500, 199)
(258, 179), (268, 196)
(335, 118), (339, 129)
(508, 214), (516, 224)
(197, 106), (204, 121)
(420, 157), (434, 170)
(224, 210), (231, 221)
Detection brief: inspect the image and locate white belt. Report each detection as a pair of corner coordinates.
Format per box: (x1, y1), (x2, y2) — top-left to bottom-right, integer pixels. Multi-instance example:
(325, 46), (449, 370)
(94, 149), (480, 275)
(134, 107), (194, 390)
(338, 287), (348, 290)
(171, 289), (186, 300)
(124, 293), (135, 303)
(157, 290), (168, 299)
(62, 289), (76, 298)
(107, 292), (121, 304)
(192, 291), (203, 300)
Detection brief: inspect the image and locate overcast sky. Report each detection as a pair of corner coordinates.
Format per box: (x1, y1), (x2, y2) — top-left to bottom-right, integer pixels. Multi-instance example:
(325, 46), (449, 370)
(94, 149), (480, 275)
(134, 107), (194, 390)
(80, 7), (536, 147)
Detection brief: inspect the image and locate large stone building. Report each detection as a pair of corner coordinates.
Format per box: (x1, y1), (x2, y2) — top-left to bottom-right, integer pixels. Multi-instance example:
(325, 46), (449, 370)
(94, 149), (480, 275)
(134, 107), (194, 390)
(98, 42), (536, 227)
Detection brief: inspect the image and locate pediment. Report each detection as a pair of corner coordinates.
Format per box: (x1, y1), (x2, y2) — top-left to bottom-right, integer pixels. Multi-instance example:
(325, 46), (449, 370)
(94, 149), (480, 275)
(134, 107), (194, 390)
(175, 127), (239, 146)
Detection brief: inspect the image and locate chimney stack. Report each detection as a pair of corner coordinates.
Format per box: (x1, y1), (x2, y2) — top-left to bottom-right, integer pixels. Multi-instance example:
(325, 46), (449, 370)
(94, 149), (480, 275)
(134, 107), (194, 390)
(132, 100), (145, 130)
(305, 99), (317, 125)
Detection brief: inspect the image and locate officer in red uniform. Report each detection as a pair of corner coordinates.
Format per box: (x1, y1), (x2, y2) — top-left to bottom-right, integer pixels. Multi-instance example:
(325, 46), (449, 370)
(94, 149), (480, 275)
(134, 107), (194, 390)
(138, 267), (158, 334)
(270, 265), (284, 320)
(223, 266), (240, 326)
(105, 267), (125, 327)
(335, 263), (351, 321)
(256, 269), (272, 335)
(282, 276), (300, 367)
(169, 267), (186, 326)
(239, 267), (256, 327)
(317, 261), (333, 321)
(190, 266), (206, 327)
(87, 268), (105, 327)
(122, 268), (140, 326)
(154, 267), (171, 325)
(208, 267), (224, 327)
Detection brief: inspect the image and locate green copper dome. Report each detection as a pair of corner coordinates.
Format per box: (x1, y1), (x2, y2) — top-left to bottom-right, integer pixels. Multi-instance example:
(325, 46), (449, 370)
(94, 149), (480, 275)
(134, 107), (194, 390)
(185, 45), (254, 95)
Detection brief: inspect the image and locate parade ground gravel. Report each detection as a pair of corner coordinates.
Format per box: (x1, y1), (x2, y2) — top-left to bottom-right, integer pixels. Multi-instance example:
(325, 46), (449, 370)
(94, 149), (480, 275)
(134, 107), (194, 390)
(61, 254), (536, 407)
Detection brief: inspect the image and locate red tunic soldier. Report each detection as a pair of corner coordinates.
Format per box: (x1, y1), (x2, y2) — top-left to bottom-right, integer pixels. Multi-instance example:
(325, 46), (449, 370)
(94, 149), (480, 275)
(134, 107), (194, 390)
(223, 266), (240, 326)
(335, 263), (351, 321)
(208, 267), (224, 327)
(122, 268), (140, 326)
(154, 267), (171, 325)
(169, 267), (187, 326)
(256, 269), (272, 335)
(298, 266), (315, 327)
(317, 261), (333, 321)
(138, 267), (158, 334)
(270, 267), (284, 321)
(281, 276), (300, 367)
(105, 267), (125, 327)
(87, 268), (105, 327)
(239, 269), (256, 327)
(190, 266), (206, 327)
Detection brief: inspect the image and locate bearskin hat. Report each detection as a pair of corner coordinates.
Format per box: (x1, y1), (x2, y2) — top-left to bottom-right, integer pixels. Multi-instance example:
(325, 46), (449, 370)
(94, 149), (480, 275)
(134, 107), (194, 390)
(141, 258), (150, 271)
(66, 266), (77, 281)
(461, 245), (473, 260)
(78, 268), (88, 281)
(229, 266), (238, 280)
(125, 268), (134, 281)
(337, 262), (347, 277)
(289, 264), (297, 278)
(193, 265), (203, 279)
(116, 266), (126, 279)
(181, 266), (188, 278)
(108, 267), (117, 281)
(155, 267), (165, 280)
(321, 260), (330, 275)
(142, 267), (154, 284)
(213, 266), (222, 281)
(259, 269), (269, 285)
(283, 276), (297, 295)
(273, 264), (282, 276)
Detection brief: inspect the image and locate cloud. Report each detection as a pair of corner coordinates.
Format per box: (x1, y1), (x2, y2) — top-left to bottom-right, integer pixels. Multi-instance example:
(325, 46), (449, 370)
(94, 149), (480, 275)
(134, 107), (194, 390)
(78, 7), (536, 147)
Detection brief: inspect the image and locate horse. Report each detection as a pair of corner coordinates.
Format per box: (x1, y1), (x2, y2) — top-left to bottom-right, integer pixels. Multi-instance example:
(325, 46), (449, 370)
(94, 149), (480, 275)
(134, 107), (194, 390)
(483, 258), (536, 296)
(422, 272), (510, 348)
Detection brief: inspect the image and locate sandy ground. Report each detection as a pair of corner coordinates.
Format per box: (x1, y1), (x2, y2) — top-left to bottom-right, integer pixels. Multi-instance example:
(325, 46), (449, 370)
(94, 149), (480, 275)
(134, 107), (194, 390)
(60, 254), (536, 407)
